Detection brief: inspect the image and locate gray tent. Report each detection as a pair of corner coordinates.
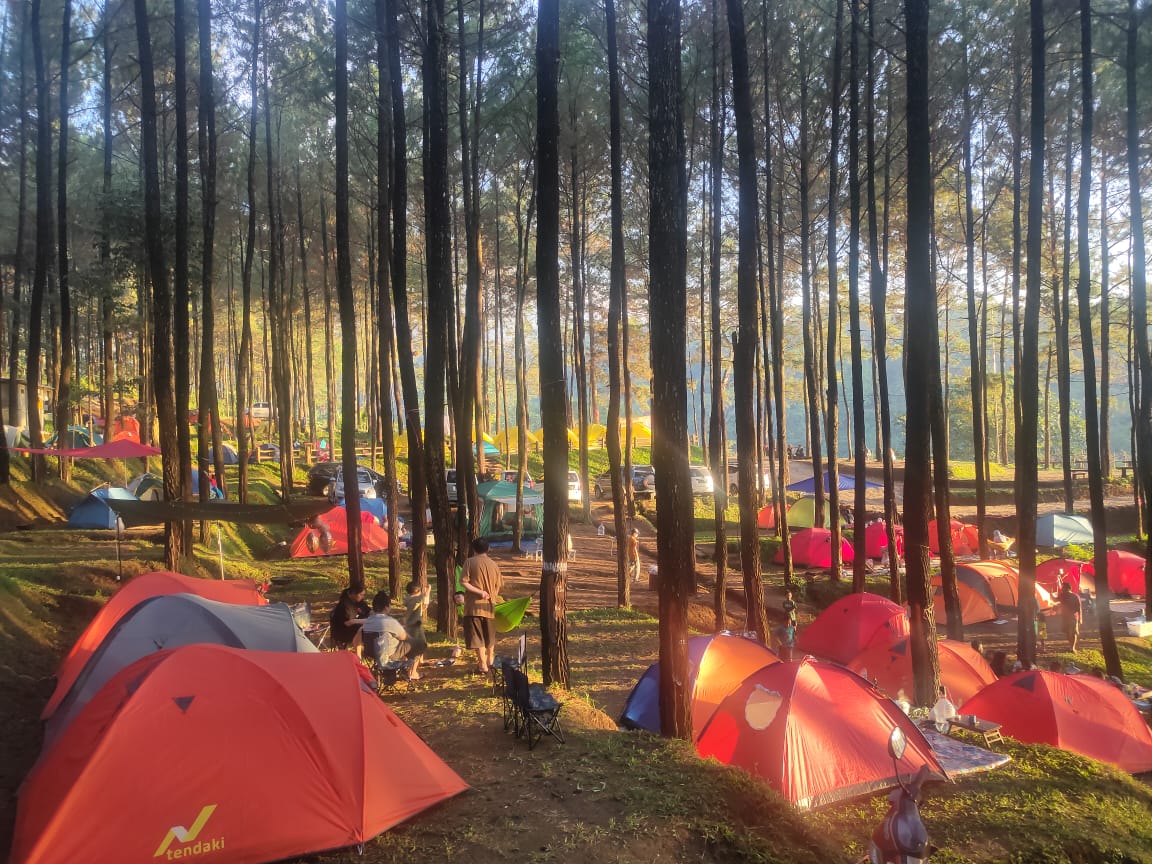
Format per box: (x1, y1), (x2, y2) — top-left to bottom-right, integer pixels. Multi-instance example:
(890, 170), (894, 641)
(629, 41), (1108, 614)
(45, 594), (316, 745)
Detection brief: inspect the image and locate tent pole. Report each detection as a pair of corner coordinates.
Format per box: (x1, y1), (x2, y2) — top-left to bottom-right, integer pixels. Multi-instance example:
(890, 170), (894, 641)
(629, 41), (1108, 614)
(115, 516), (124, 581)
(217, 524), (225, 578)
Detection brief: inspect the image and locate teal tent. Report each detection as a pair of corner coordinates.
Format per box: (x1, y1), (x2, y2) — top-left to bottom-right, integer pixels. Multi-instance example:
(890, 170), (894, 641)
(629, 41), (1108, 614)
(476, 480), (544, 541)
(68, 487), (137, 529)
(786, 497), (848, 530)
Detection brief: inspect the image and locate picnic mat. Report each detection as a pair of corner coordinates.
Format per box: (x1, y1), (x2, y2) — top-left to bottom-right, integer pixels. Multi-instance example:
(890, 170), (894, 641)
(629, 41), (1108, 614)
(922, 729), (1011, 778)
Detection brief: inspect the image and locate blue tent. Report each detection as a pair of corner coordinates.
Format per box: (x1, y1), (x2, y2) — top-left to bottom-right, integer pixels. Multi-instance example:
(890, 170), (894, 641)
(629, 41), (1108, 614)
(204, 442), (240, 465)
(339, 497), (391, 526)
(67, 487), (138, 529)
(1036, 513), (1094, 547)
(786, 471), (880, 494)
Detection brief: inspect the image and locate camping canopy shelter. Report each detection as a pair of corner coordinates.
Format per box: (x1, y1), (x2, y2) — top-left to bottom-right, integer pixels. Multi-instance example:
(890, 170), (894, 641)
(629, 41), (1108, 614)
(848, 638), (998, 706)
(290, 506), (389, 558)
(13, 647), (468, 864)
(785, 471), (880, 495)
(960, 670), (1152, 773)
(620, 634), (779, 736)
(795, 592), (909, 665)
(1108, 550), (1146, 597)
(1036, 513), (1095, 547)
(773, 527), (854, 569)
(695, 658), (945, 809)
(43, 571), (267, 722)
(66, 487), (139, 530)
(476, 480), (544, 541)
(44, 596), (316, 746)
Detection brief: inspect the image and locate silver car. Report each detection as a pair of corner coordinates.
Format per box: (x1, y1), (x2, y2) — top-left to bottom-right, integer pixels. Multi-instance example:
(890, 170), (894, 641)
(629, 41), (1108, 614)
(327, 468), (378, 504)
(689, 465), (715, 497)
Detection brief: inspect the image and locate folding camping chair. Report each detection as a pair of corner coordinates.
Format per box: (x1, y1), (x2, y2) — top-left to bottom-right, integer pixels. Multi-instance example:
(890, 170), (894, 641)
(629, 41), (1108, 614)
(507, 667), (564, 750)
(289, 602), (330, 650)
(491, 633), (528, 697)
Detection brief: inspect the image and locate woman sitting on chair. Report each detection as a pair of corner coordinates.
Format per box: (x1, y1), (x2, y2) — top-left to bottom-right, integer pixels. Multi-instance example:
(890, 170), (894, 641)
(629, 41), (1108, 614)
(330, 586), (369, 650)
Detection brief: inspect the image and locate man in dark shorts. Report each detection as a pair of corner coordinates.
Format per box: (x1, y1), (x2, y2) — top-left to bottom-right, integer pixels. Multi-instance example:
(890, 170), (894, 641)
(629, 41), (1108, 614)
(461, 538), (504, 674)
(1059, 583), (1082, 652)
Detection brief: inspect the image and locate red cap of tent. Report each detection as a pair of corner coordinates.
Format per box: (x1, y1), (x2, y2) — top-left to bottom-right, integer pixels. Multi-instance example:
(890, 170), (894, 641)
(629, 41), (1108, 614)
(959, 670), (1152, 773)
(696, 658), (945, 809)
(795, 591), (908, 665)
(848, 638), (998, 706)
(13, 646), (468, 864)
(1036, 558), (1095, 595)
(42, 571), (267, 721)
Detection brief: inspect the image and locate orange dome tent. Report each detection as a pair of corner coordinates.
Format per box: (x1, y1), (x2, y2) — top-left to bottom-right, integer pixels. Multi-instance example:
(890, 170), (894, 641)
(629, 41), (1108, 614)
(848, 638), (997, 705)
(290, 506), (390, 558)
(43, 571), (267, 722)
(795, 591), (908, 664)
(959, 670), (1152, 773)
(620, 634), (779, 736)
(932, 561), (1053, 626)
(695, 658), (945, 809)
(13, 647), (468, 864)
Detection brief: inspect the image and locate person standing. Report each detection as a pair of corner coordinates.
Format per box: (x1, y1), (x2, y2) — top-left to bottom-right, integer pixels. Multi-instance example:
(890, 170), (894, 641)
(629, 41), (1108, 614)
(402, 580), (431, 680)
(1059, 583), (1082, 653)
(626, 528), (641, 583)
(461, 537), (504, 674)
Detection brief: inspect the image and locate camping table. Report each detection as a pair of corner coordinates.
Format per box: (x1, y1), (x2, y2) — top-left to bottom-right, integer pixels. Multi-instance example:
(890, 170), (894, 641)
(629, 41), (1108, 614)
(948, 714), (1003, 749)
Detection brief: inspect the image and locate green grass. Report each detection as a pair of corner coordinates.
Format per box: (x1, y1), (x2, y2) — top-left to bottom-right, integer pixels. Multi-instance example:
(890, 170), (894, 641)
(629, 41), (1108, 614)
(948, 461), (1017, 481)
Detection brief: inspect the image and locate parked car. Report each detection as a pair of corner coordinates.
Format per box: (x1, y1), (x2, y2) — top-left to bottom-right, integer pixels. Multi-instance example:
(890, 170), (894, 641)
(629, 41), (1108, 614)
(726, 460), (772, 497)
(593, 465), (655, 500)
(327, 467), (379, 504)
(567, 470), (583, 503)
(500, 469), (535, 488)
(306, 462), (387, 498)
(689, 465), (715, 497)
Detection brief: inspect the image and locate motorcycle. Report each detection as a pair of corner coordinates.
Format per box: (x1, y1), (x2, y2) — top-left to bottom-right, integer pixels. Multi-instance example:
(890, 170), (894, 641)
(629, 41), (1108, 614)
(866, 727), (932, 864)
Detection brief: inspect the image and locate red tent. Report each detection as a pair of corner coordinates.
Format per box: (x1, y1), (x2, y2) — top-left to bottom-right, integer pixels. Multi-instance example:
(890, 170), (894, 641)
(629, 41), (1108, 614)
(773, 527), (855, 569)
(109, 415), (141, 441)
(928, 519), (979, 556)
(1108, 550), (1146, 597)
(696, 658), (945, 809)
(1036, 558), (1096, 595)
(43, 571), (266, 721)
(757, 505), (776, 529)
(13, 647), (468, 864)
(959, 670), (1152, 773)
(290, 506), (390, 558)
(864, 521), (904, 560)
(848, 638), (998, 705)
(795, 591), (908, 665)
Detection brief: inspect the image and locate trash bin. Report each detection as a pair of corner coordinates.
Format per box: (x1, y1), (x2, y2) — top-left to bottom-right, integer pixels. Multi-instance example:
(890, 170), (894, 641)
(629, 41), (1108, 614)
(647, 565), (659, 592)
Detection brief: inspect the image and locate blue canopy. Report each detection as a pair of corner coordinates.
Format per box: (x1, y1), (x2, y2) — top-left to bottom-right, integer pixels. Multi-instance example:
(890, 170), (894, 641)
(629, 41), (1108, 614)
(786, 471), (880, 494)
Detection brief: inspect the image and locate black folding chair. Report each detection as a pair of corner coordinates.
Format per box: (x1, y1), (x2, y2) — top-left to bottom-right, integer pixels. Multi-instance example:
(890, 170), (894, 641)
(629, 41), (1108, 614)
(507, 667), (564, 750)
(362, 632), (411, 694)
(490, 634), (528, 696)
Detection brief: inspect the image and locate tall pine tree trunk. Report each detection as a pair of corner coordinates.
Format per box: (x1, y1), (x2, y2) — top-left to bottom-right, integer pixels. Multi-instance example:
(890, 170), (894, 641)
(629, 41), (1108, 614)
(708, 0), (727, 624)
(174, 0), (193, 546)
(847, 0), (867, 587)
(825, 0), (844, 577)
(56, 0), (74, 483)
(903, 0), (941, 706)
(236, 2), (260, 506)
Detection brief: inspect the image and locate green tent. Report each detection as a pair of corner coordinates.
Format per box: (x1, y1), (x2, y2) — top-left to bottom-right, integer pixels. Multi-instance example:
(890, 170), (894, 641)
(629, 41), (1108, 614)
(476, 480), (544, 541)
(786, 496), (848, 530)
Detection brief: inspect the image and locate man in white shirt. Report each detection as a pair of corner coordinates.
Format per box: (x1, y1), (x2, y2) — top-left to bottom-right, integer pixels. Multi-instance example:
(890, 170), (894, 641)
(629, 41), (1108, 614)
(361, 591), (421, 676)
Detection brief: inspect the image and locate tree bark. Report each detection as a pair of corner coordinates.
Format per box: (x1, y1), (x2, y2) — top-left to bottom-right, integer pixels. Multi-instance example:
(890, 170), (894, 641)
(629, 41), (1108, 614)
(236, 0), (260, 506)
(537, 0), (570, 685)
(335, 0), (364, 590)
(134, 0), (184, 569)
(649, 0), (693, 738)
(709, 0), (727, 625)
(7, 0), (28, 443)
(173, 0), (193, 546)
(825, 0), (844, 577)
(725, 0), (767, 641)
(56, 0), (74, 483)
(903, 0), (941, 706)
(605, 0), (630, 607)
(1016, 0), (1045, 666)
(847, 0), (867, 588)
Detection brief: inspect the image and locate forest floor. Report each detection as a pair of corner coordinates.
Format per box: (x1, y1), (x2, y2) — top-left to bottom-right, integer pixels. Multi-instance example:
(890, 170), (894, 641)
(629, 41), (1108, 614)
(3, 461), (1152, 863)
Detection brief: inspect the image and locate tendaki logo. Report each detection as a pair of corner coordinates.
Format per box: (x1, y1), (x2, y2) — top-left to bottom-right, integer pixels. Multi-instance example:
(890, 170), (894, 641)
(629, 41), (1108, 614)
(153, 805), (224, 859)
